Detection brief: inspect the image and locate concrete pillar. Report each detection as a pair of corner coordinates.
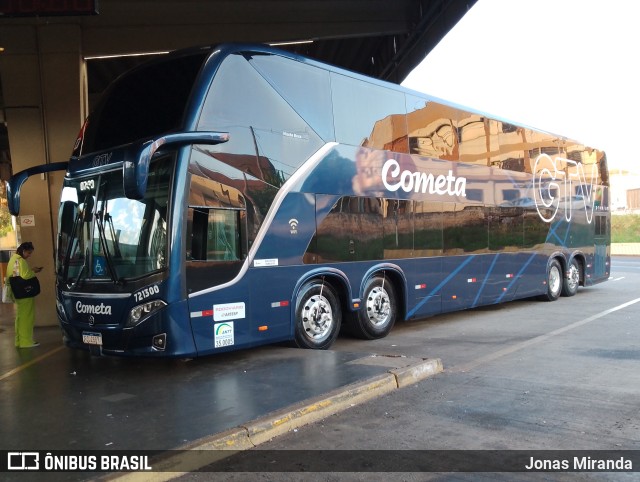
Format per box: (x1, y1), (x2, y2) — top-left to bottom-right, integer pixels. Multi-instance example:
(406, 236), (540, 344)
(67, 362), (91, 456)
(0, 24), (87, 326)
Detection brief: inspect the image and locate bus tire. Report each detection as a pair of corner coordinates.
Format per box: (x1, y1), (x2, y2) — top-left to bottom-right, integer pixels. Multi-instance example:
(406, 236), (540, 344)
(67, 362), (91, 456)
(540, 258), (563, 302)
(561, 258), (580, 297)
(294, 280), (341, 349)
(349, 275), (397, 339)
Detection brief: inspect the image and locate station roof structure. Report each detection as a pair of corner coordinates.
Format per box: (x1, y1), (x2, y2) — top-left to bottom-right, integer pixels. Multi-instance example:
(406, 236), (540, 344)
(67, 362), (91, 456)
(0, 0), (477, 96)
(0, 0), (477, 179)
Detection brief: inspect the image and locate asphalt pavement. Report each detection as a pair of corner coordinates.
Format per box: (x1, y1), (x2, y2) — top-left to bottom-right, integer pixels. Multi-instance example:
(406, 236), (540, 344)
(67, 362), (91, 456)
(175, 255), (640, 481)
(0, 251), (638, 481)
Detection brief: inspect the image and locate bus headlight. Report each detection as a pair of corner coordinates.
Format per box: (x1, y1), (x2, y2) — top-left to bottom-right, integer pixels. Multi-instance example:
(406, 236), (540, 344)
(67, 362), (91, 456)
(127, 300), (167, 328)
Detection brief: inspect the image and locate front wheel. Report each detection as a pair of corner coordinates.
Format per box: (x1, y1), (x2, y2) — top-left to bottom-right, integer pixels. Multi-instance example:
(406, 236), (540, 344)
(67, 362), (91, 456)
(294, 281), (341, 349)
(348, 275), (397, 339)
(561, 258), (581, 297)
(540, 258), (563, 302)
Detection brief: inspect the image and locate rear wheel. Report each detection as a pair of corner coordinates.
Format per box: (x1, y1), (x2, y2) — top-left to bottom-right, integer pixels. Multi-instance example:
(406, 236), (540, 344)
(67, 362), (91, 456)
(561, 258), (580, 297)
(294, 280), (341, 349)
(348, 275), (397, 339)
(540, 258), (563, 301)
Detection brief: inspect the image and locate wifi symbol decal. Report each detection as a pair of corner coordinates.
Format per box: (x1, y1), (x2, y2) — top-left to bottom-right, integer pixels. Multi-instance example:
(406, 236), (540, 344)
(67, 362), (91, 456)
(289, 218), (299, 234)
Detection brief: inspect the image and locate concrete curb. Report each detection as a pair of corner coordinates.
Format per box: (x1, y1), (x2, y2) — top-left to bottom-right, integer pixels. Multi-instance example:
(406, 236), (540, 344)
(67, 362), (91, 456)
(391, 357), (443, 388)
(246, 371), (398, 446)
(106, 358), (442, 481)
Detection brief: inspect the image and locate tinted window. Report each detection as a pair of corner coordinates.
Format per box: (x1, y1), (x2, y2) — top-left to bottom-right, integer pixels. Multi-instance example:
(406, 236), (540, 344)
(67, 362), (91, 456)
(595, 214), (608, 236)
(312, 196), (383, 262)
(457, 115), (488, 165)
(406, 95), (460, 161)
(384, 200), (413, 259)
(198, 53), (324, 180)
(331, 73), (407, 150)
(186, 173), (248, 291)
(248, 54), (334, 141)
(188, 208), (243, 261)
(488, 207), (523, 252)
(498, 122), (526, 172)
(414, 201), (443, 256)
(443, 204), (487, 254)
(83, 53), (207, 154)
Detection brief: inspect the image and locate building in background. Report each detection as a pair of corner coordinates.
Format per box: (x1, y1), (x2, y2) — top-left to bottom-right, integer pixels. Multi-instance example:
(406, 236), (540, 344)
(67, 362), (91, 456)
(610, 170), (640, 213)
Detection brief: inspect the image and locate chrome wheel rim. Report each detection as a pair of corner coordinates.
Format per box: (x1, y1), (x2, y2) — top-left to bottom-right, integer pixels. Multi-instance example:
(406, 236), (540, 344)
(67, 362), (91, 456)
(567, 263), (579, 291)
(549, 265), (562, 295)
(301, 294), (333, 342)
(365, 286), (391, 327)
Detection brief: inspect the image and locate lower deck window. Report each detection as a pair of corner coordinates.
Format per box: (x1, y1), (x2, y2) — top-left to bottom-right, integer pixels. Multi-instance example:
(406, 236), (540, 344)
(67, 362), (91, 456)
(186, 206), (247, 291)
(185, 174), (248, 291)
(189, 208), (242, 261)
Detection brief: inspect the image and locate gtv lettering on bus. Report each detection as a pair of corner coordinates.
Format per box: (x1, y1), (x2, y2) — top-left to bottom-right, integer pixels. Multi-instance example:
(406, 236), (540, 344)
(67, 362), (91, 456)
(381, 155), (599, 225)
(76, 301), (112, 315)
(381, 159), (467, 197)
(533, 154), (598, 224)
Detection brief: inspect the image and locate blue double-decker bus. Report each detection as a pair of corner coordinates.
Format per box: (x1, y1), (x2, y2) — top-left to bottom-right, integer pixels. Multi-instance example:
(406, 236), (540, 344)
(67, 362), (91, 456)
(8, 43), (610, 357)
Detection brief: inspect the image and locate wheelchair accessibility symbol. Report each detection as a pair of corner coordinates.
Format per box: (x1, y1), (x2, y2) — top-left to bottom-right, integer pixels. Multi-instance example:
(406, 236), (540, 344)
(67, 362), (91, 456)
(92, 256), (106, 276)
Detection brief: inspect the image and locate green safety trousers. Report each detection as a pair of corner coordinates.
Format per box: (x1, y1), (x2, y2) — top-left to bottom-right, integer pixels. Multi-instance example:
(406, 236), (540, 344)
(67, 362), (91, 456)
(15, 297), (36, 348)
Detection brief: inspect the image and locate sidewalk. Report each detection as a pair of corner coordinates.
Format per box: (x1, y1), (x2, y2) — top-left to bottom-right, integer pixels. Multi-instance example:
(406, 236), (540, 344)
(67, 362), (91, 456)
(0, 306), (441, 458)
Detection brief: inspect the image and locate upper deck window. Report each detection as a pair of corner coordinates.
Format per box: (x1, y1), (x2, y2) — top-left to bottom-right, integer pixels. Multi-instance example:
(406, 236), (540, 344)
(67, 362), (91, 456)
(197, 52), (326, 181)
(82, 53), (208, 155)
(331, 73), (407, 151)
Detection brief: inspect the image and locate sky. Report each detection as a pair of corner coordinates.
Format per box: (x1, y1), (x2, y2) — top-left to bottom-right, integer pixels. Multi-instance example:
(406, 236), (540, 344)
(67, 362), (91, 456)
(402, 0), (638, 175)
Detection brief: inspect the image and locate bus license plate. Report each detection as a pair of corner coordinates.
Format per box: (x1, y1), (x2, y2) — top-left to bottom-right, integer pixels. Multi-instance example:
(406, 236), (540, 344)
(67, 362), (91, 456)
(82, 332), (102, 346)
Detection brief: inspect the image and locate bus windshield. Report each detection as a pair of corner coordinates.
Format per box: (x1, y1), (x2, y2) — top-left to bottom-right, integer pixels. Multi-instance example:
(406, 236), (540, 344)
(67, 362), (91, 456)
(57, 158), (172, 285)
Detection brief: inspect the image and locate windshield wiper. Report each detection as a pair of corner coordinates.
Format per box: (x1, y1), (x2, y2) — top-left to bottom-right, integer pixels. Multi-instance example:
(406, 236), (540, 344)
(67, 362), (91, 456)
(105, 212), (122, 259)
(95, 203), (122, 285)
(63, 194), (92, 288)
(68, 248), (89, 290)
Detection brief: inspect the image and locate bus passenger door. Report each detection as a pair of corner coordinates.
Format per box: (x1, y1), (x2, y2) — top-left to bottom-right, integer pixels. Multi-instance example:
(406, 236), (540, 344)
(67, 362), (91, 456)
(185, 195), (251, 353)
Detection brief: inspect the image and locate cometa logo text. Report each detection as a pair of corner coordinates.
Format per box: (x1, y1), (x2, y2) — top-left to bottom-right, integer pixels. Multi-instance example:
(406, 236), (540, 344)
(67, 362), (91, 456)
(76, 301), (112, 315)
(381, 159), (467, 197)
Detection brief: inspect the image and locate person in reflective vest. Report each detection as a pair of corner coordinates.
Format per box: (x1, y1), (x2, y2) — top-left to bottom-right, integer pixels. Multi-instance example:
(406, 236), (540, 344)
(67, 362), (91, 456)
(6, 241), (43, 348)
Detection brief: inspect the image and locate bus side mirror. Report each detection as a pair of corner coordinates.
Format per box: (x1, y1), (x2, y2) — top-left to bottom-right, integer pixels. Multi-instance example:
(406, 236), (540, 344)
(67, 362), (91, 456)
(123, 131), (229, 200)
(6, 162), (69, 215)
